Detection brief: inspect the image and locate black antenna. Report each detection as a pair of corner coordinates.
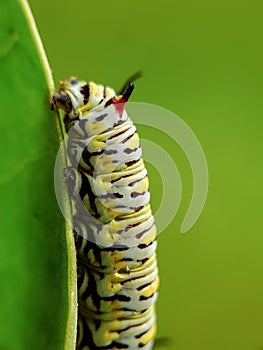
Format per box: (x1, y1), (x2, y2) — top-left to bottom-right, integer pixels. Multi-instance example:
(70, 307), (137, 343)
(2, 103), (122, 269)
(118, 71), (143, 96)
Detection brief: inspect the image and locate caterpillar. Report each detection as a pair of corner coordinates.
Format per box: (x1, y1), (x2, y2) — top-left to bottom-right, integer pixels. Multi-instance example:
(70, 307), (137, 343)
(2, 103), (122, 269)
(51, 74), (159, 349)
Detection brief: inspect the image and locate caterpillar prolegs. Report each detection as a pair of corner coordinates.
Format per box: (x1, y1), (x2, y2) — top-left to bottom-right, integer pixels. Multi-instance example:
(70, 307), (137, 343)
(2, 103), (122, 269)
(51, 75), (159, 349)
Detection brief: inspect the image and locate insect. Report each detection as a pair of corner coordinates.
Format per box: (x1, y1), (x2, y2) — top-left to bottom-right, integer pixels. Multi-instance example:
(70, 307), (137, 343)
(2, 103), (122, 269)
(51, 73), (159, 349)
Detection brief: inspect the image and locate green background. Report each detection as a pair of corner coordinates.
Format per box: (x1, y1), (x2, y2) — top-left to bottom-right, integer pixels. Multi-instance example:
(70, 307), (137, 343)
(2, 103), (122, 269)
(29, 1), (263, 349)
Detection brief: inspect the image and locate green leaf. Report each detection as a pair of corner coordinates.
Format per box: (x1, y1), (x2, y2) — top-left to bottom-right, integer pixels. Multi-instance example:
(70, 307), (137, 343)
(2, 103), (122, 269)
(0, 1), (77, 349)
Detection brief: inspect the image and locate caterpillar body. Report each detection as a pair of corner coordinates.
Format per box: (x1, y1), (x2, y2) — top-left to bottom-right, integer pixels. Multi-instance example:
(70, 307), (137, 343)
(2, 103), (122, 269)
(51, 75), (159, 350)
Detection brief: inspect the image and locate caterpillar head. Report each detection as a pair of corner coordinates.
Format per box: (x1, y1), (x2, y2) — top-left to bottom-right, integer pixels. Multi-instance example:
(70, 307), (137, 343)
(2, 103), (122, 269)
(50, 76), (115, 117)
(50, 72), (141, 118)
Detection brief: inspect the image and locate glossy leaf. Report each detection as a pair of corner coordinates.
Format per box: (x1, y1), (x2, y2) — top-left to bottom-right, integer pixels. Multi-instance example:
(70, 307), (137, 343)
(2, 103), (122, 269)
(0, 1), (76, 349)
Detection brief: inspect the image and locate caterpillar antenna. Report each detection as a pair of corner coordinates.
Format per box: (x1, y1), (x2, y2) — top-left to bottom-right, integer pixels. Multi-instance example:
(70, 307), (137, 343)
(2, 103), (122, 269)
(118, 71), (143, 95)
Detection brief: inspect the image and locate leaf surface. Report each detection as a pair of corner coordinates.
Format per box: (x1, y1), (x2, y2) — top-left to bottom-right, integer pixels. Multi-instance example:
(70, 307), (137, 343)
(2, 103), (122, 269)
(0, 1), (77, 349)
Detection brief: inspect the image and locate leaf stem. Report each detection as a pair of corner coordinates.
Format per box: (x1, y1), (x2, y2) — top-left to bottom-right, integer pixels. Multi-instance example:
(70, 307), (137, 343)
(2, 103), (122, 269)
(19, 0), (55, 95)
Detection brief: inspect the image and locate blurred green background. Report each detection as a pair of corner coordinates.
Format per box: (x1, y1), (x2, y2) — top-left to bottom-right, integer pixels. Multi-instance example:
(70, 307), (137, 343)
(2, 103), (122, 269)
(29, 0), (263, 349)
